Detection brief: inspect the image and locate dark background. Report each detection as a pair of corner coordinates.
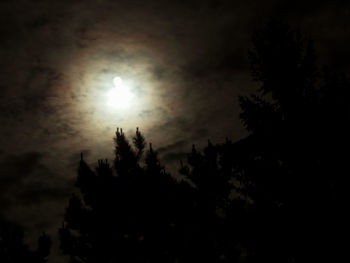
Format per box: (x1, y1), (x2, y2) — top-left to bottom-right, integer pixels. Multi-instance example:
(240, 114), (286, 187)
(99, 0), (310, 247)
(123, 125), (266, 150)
(1, 0), (349, 262)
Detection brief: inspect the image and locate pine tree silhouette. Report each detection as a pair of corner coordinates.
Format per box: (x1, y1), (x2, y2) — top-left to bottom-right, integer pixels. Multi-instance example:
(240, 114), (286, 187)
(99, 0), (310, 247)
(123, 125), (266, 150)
(233, 21), (348, 262)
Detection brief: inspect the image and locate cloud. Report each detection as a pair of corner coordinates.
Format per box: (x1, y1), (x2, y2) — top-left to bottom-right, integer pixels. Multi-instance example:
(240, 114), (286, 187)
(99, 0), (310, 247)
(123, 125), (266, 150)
(157, 140), (188, 154)
(162, 151), (188, 163)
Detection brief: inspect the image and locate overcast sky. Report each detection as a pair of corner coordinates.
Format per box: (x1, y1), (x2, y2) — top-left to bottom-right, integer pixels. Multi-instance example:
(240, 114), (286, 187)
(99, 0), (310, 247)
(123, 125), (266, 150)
(1, 0), (349, 262)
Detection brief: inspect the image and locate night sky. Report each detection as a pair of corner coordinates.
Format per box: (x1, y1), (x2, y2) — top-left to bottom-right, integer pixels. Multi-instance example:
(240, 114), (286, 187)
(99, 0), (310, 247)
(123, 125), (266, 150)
(1, 0), (349, 262)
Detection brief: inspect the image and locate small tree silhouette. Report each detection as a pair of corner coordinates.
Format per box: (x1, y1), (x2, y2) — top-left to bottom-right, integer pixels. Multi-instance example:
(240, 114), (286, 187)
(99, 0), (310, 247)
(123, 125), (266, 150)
(0, 219), (51, 263)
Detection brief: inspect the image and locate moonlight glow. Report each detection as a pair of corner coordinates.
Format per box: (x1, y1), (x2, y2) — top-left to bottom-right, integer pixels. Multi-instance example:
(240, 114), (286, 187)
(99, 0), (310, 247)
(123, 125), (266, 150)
(107, 76), (134, 109)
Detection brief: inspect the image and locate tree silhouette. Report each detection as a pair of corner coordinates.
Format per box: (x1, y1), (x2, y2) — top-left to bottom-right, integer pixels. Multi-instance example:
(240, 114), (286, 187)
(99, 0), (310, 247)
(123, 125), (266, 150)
(0, 218), (51, 263)
(60, 128), (202, 263)
(234, 21), (348, 262)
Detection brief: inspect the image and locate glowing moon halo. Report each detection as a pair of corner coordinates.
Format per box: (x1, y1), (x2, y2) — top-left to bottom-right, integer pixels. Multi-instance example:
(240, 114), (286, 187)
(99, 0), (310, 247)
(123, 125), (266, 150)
(107, 76), (133, 109)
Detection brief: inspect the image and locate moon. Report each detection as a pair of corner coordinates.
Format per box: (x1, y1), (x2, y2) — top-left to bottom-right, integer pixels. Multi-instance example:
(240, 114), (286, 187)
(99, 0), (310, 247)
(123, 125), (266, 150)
(107, 76), (134, 109)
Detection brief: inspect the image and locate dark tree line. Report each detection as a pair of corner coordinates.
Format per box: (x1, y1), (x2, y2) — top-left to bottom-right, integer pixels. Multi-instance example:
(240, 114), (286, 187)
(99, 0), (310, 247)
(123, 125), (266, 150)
(1, 21), (348, 262)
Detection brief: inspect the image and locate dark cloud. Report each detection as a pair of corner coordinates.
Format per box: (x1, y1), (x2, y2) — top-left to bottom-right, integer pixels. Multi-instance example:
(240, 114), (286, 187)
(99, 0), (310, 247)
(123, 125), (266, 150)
(0, 152), (69, 209)
(16, 187), (69, 206)
(162, 151), (188, 163)
(157, 140), (188, 154)
(1, 152), (43, 173)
